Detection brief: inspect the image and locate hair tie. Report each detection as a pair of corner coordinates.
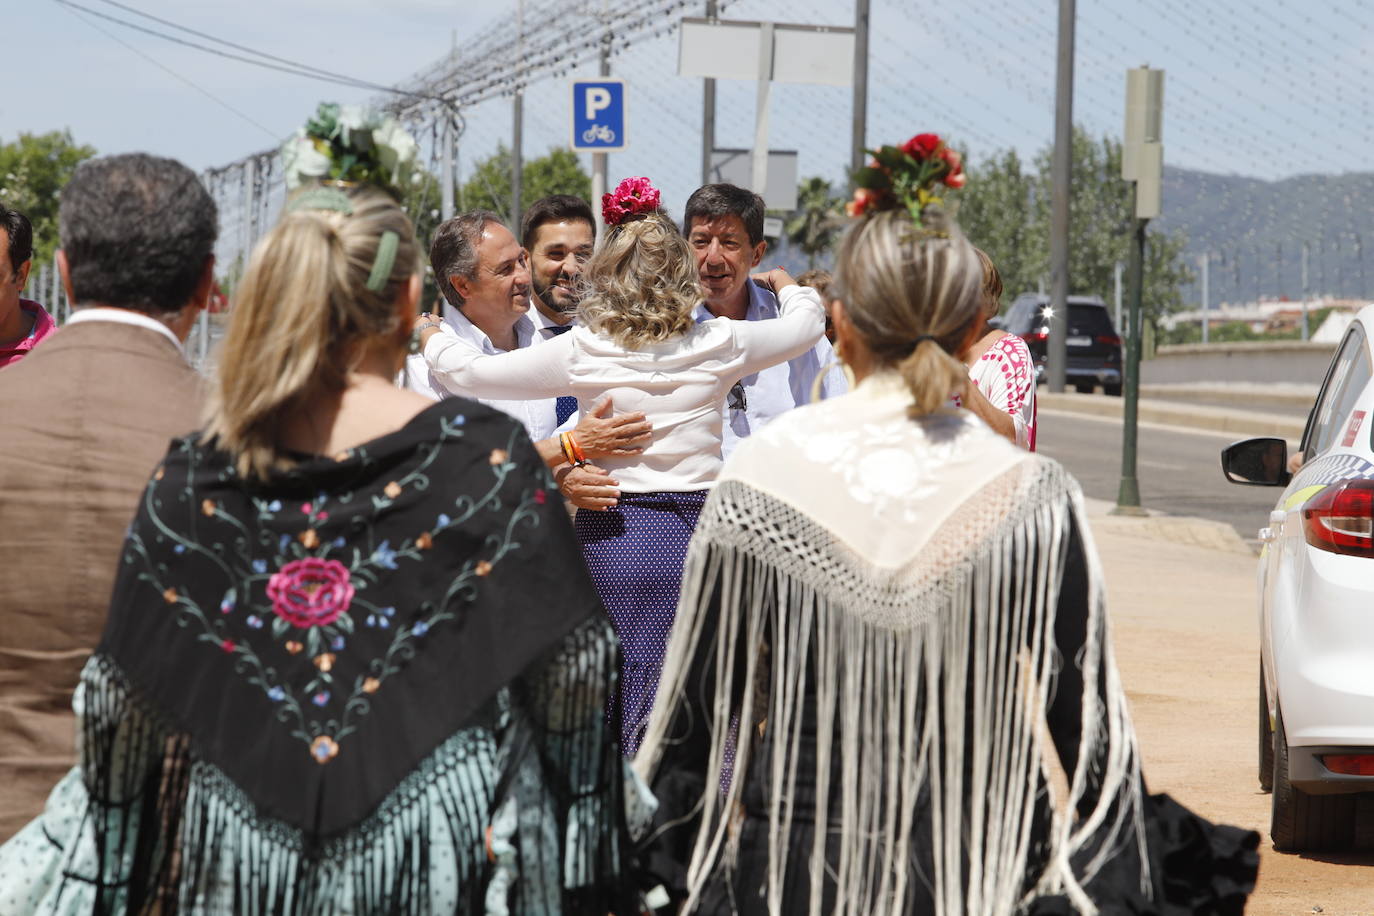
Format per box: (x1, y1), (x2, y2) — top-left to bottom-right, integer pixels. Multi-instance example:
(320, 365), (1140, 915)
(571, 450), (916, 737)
(366, 230), (400, 293)
(913, 334), (938, 347)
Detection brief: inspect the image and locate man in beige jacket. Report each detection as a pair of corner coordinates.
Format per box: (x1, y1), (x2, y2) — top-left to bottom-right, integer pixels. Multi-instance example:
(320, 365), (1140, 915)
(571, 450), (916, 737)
(0, 153), (217, 839)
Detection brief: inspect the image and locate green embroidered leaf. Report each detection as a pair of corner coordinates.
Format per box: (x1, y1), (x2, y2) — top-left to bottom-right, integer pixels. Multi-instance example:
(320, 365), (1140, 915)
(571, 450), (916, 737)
(272, 616), (290, 639)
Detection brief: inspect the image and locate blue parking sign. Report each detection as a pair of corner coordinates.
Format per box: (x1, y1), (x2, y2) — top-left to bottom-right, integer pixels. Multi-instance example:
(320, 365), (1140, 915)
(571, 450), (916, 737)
(571, 80), (626, 152)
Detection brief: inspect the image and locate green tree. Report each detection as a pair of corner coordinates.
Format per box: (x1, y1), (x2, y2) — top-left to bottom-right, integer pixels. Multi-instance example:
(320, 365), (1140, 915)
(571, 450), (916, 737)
(955, 128), (1194, 329)
(0, 130), (97, 268)
(955, 148), (1041, 302)
(460, 145), (591, 226)
(784, 176), (843, 269)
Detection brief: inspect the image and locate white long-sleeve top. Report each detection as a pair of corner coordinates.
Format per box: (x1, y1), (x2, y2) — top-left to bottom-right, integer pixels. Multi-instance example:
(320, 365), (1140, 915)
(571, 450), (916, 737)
(422, 284), (826, 492)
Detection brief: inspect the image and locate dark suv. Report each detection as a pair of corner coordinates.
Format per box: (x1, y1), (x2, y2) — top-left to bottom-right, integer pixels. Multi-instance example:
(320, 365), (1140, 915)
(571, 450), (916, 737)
(1000, 294), (1123, 396)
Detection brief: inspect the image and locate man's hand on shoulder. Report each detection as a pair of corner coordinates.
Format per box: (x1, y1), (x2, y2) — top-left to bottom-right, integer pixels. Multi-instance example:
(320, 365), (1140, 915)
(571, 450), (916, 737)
(574, 395), (653, 458)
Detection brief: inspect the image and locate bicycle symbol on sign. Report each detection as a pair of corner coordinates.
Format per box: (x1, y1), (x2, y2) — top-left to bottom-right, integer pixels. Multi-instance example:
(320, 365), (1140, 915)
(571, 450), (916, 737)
(582, 124), (617, 144)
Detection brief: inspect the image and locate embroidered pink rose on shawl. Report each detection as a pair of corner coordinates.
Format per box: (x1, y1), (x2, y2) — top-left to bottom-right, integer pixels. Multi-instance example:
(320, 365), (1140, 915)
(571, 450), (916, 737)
(267, 558), (355, 629)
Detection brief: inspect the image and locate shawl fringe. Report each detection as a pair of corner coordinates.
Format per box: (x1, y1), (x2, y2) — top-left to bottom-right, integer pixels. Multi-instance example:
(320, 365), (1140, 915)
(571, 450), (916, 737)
(637, 459), (1150, 916)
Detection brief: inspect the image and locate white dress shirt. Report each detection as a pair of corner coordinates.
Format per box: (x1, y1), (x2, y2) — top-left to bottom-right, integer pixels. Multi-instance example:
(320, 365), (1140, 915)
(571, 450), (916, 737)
(402, 302), (561, 443)
(422, 284), (826, 492)
(692, 281), (848, 459)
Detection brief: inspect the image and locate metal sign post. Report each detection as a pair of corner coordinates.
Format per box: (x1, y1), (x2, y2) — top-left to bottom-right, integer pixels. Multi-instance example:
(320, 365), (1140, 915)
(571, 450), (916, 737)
(1114, 66), (1164, 516)
(678, 18), (853, 197)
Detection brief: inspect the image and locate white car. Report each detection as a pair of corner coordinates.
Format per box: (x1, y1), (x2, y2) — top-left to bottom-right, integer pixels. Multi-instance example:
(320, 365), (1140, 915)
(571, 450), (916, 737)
(1222, 304), (1374, 852)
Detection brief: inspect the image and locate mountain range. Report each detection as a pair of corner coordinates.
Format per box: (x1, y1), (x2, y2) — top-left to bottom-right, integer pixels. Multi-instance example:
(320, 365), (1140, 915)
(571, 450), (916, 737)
(1159, 167), (1374, 307)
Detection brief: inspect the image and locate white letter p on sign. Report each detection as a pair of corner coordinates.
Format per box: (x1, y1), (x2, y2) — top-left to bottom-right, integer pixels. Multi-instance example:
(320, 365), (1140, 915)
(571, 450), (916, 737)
(585, 87), (612, 120)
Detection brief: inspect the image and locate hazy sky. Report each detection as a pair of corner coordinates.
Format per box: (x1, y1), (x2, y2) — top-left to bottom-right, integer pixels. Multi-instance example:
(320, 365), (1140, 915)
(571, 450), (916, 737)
(8, 0), (1374, 208)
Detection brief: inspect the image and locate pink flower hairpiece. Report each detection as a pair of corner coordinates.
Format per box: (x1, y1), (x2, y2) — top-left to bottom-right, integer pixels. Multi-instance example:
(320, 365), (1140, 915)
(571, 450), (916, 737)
(602, 176), (662, 227)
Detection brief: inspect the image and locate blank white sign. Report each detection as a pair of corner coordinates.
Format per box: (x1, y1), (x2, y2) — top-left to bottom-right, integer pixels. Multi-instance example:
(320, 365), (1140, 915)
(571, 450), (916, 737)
(679, 18), (855, 86)
(709, 149), (799, 211)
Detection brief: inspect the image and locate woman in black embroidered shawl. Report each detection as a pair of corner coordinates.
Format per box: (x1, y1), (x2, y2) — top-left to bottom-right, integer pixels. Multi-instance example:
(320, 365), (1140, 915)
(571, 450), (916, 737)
(0, 143), (647, 911)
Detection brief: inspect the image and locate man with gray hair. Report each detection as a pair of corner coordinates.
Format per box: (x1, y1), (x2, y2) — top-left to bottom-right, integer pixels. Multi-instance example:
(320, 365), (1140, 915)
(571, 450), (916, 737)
(405, 209), (650, 504)
(0, 153), (217, 839)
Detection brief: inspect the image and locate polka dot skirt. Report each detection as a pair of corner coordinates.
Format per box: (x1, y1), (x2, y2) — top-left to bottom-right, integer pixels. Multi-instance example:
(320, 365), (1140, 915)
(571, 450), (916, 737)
(575, 490), (707, 757)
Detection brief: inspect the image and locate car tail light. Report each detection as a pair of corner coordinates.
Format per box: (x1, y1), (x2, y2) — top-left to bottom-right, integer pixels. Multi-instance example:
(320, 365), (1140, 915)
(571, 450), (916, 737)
(1020, 330), (1048, 344)
(1302, 479), (1374, 558)
(1322, 754), (1374, 776)
(1096, 335), (1121, 347)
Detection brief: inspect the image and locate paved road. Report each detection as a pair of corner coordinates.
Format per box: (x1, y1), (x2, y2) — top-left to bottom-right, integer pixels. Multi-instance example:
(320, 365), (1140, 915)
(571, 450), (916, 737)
(1037, 409), (1282, 545)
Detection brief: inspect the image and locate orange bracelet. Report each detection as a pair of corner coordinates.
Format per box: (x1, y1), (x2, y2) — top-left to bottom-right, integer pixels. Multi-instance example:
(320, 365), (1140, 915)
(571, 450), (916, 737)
(560, 431), (587, 467)
(567, 431), (588, 466)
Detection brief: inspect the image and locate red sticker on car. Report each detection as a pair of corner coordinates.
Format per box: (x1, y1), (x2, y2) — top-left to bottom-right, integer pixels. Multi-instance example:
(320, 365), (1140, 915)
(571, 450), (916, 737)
(1341, 410), (1366, 447)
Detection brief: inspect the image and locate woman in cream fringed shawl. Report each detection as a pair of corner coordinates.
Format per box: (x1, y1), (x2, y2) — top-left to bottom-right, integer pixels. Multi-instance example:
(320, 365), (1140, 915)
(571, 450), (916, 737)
(634, 206), (1259, 915)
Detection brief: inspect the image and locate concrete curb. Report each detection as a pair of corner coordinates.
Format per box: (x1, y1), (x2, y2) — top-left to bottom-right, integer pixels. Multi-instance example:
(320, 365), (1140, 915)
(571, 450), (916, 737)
(1080, 497), (1256, 556)
(1039, 391), (1305, 440)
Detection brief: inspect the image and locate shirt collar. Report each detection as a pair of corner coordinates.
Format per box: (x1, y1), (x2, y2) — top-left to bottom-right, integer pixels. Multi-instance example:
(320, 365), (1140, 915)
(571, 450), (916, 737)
(443, 305), (534, 353)
(66, 306), (185, 356)
(693, 280), (778, 323)
(529, 300), (574, 335)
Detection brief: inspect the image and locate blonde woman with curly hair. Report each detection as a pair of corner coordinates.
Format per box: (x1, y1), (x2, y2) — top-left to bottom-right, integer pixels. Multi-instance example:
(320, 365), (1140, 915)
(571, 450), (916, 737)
(417, 180), (825, 755)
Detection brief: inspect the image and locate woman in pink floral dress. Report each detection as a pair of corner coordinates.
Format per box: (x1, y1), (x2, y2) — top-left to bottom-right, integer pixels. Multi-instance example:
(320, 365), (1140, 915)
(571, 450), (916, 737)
(961, 248), (1037, 450)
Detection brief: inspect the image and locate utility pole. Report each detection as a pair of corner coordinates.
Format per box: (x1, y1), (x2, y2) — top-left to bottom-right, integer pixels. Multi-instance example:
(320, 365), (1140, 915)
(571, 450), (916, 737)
(1115, 66), (1164, 517)
(1046, 0), (1076, 393)
(511, 0), (524, 227)
(1199, 253), (1210, 344)
(440, 33), (456, 221)
(592, 5), (611, 241)
(701, 0), (717, 186)
(851, 0), (870, 175)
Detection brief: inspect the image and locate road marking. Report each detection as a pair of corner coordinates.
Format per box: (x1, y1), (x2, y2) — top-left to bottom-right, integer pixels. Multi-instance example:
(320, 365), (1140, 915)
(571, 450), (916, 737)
(1037, 407), (1301, 447)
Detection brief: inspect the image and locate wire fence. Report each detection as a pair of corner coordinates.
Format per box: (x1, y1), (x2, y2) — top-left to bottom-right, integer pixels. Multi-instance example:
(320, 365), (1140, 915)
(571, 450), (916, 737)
(200, 0), (1374, 322)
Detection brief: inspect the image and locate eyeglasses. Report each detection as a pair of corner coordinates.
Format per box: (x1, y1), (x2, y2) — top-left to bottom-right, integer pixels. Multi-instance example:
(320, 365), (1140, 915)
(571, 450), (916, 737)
(728, 382), (747, 413)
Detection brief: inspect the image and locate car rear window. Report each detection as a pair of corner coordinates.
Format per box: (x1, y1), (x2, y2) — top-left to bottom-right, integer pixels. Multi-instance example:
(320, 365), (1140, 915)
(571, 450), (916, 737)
(1069, 304), (1115, 336)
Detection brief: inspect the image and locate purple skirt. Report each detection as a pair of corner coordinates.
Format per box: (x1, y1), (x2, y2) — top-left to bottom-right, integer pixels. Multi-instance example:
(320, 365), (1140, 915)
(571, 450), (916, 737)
(575, 490), (707, 756)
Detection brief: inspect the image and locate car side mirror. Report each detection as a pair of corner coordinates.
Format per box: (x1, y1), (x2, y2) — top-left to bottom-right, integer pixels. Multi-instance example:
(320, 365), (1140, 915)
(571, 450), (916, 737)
(1221, 437), (1291, 487)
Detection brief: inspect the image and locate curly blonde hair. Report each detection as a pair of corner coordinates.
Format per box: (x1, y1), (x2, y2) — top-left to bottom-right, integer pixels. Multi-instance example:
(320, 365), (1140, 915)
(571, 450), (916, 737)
(577, 214), (701, 349)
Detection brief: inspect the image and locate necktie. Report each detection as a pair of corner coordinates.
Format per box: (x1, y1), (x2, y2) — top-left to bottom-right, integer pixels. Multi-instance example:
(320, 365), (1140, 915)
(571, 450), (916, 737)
(548, 323), (577, 424)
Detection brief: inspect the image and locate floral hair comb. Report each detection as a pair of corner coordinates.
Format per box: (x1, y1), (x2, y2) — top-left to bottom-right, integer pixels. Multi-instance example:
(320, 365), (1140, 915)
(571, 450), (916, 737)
(848, 133), (965, 223)
(281, 102), (419, 199)
(601, 176), (663, 227)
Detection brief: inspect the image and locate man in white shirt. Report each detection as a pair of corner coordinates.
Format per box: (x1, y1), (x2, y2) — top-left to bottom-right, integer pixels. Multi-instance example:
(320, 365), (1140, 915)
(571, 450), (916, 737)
(684, 184), (847, 457)
(520, 194), (595, 346)
(405, 209), (560, 440)
(406, 209), (649, 494)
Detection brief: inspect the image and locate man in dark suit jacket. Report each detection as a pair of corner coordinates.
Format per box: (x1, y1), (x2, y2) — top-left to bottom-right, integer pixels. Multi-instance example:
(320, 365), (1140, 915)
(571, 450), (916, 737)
(0, 153), (218, 840)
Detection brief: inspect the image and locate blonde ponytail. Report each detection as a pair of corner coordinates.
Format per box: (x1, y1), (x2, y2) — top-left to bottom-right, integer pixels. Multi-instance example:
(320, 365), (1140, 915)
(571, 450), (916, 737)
(831, 209), (982, 417)
(203, 186), (420, 479)
(898, 337), (969, 417)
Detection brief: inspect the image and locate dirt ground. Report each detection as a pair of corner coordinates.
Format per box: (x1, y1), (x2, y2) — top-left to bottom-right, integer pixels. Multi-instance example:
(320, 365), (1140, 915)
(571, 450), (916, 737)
(1093, 519), (1374, 915)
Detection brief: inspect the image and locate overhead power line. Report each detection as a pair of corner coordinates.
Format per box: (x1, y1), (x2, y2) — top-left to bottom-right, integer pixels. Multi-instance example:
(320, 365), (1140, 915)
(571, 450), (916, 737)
(51, 0), (444, 104)
(58, 1), (278, 140)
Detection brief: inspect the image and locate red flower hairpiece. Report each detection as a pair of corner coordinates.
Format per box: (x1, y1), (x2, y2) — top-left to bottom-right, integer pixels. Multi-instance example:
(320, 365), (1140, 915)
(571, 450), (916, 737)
(848, 132), (965, 221)
(602, 176), (662, 227)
